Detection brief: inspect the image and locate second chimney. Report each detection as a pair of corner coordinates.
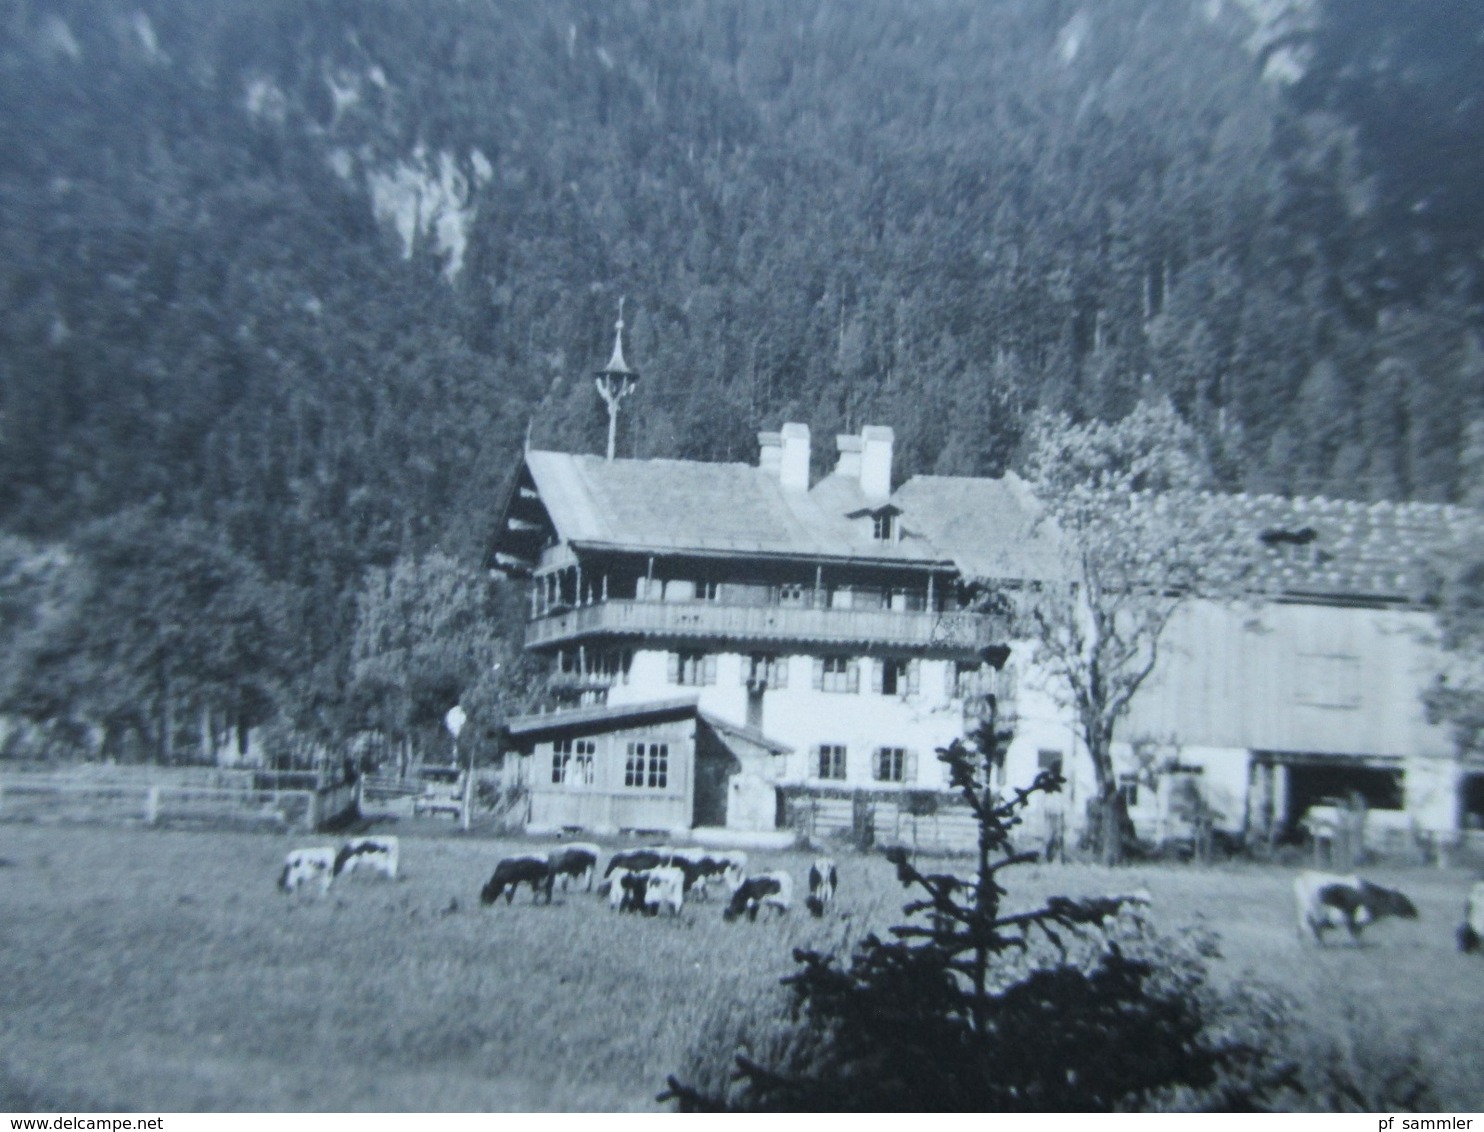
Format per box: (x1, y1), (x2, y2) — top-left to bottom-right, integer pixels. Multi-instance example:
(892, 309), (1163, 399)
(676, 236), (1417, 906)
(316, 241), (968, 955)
(860, 425), (894, 499)
(779, 422), (810, 490)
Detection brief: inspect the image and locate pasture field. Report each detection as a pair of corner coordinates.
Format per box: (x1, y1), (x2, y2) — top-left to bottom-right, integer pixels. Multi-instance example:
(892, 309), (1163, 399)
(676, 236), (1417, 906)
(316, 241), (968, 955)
(0, 824), (1480, 1112)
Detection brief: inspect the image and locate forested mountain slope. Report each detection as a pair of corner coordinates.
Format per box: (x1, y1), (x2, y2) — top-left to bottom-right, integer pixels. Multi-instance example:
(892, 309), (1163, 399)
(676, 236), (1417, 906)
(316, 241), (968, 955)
(1, 0), (1480, 749)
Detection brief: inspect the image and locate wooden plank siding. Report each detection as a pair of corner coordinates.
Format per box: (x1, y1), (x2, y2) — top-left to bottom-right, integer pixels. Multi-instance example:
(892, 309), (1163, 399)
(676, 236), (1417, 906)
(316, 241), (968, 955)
(525, 716), (695, 833)
(1123, 601), (1451, 758)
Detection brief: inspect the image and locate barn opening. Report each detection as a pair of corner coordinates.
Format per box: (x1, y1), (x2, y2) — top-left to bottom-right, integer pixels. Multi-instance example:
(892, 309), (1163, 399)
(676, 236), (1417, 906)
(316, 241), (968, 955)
(1461, 773), (1484, 832)
(1250, 752), (1404, 842)
(1283, 760), (1403, 834)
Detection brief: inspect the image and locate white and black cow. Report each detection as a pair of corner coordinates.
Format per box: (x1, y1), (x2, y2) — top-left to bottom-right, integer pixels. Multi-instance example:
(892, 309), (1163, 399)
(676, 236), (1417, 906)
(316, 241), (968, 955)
(548, 842), (602, 892)
(481, 853), (554, 905)
(640, 865), (686, 916)
(806, 857), (838, 918)
(1457, 880), (1484, 953)
(604, 846), (671, 879)
(278, 847), (336, 894)
(1294, 870), (1418, 945)
(724, 871), (793, 922)
(606, 866), (634, 909)
(333, 836), (399, 882)
(613, 866), (686, 916)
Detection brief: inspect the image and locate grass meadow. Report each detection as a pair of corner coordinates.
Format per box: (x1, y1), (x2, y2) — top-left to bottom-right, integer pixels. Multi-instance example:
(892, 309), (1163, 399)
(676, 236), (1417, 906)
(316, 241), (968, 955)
(0, 823), (1480, 1112)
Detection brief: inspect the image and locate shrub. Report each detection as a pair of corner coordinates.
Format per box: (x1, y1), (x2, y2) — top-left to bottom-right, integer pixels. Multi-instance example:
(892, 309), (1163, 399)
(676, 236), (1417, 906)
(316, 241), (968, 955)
(662, 716), (1299, 1111)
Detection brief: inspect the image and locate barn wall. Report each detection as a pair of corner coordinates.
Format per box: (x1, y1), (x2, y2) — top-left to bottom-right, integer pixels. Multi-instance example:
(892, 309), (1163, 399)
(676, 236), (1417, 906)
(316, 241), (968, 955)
(1123, 602), (1450, 757)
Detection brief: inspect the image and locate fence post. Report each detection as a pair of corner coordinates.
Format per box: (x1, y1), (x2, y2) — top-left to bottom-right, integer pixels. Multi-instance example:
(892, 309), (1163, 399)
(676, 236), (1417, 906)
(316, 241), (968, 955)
(145, 786), (160, 825)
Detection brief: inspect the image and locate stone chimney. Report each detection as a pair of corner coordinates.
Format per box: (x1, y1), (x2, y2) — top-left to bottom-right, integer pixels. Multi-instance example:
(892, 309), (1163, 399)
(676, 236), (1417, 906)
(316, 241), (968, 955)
(757, 431), (783, 478)
(860, 425), (894, 500)
(779, 422), (811, 491)
(834, 434), (862, 479)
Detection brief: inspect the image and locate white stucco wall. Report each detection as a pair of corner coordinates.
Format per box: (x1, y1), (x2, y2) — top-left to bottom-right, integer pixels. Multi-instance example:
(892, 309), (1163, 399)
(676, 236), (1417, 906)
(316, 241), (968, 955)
(608, 648), (971, 792)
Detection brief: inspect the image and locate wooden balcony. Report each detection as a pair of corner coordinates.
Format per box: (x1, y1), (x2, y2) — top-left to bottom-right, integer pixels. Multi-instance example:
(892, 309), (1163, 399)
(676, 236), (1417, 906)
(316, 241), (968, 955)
(526, 599), (1004, 652)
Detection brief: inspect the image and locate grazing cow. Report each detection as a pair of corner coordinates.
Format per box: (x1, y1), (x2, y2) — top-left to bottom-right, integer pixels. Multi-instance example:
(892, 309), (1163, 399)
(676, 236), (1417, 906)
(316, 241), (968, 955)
(548, 843), (601, 892)
(1457, 881), (1484, 953)
(614, 866), (686, 916)
(715, 850), (748, 888)
(606, 867), (633, 909)
(1294, 871), (1418, 945)
(640, 865), (686, 916)
(334, 836), (399, 881)
(604, 846), (670, 878)
(278, 847), (336, 894)
(806, 857), (838, 918)
(724, 871), (793, 922)
(481, 854), (554, 905)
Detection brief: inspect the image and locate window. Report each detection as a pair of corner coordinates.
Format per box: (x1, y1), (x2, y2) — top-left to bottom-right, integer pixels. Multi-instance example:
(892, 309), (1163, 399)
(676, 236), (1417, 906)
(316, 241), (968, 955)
(744, 653), (788, 689)
(874, 658), (919, 696)
(777, 583), (809, 607)
(668, 650), (717, 686)
(697, 581), (720, 602)
(953, 661), (984, 698)
(872, 511), (896, 541)
(624, 741), (669, 789)
(816, 744), (847, 780)
(1118, 775), (1140, 809)
(874, 747), (911, 783)
(1296, 653), (1361, 709)
(551, 739), (595, 787)
(1037, 750), (1064, 781)
(815, 655), (860, 693)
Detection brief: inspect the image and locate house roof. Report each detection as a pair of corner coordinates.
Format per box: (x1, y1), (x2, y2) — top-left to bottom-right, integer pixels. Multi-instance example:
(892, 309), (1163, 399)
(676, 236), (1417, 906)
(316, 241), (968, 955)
(505, 696), (701, 737)
(502, 695), (792, 754)
(523, 450), (945, 565)
(506, 448), (1478, 605)
(891, 471), (1068, 584)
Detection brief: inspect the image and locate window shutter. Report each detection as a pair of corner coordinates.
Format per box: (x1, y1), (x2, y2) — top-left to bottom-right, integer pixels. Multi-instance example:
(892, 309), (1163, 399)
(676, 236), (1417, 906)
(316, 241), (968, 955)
(667, 652), (680, 684)
(945, 661), (957, 698)
(870, 659), (884, 694)
(907, 660), (920, 695)
(774, 656), (788, 689)
(848, 658), (861, 693)
(904, 749), (918, 784)
(703, 654), (717, 685)
(741, 656), (752, 686)
(812, 657), (824, 690)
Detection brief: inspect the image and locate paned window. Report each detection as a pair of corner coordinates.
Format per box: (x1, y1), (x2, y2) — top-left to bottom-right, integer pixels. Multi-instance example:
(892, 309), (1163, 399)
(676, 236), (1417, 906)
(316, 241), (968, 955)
(744, 653), (789, 689)
(816, 744), (847, 781)
(875, 658), (919, 696)
(668, 650), (717, 686)
(815, 655), (860, 693)
(624, 741), (669, 789)
(874, 746), (911, 783)
(551, 739), (596, 787)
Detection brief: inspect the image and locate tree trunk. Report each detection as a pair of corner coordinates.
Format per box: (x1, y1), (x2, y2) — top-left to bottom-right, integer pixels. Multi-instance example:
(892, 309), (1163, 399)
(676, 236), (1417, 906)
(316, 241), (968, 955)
(1098, 788), (1126, 866)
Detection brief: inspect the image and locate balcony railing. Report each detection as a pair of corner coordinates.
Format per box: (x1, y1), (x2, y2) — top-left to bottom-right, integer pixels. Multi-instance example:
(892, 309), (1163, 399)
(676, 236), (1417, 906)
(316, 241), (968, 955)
(526, 599), (1005, 651)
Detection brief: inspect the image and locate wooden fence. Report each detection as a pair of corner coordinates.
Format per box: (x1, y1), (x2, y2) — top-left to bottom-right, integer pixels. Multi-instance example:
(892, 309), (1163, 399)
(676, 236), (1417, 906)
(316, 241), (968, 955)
(0, 774), (358, 832)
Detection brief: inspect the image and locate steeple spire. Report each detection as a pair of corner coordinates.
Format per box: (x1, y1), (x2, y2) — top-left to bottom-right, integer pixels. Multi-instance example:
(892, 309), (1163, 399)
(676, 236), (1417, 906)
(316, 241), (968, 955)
(603, 296), (635, 377)
(595, 297), (640, 460)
